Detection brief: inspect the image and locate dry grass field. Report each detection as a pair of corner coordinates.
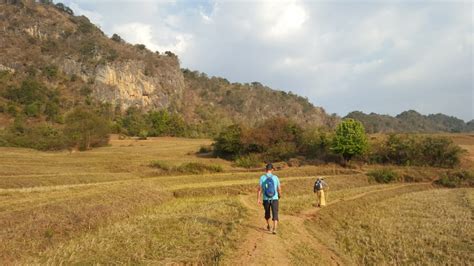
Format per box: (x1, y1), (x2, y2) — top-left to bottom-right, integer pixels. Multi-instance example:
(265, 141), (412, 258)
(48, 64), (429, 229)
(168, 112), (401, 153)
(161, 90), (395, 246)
(0, 134), (472, 264)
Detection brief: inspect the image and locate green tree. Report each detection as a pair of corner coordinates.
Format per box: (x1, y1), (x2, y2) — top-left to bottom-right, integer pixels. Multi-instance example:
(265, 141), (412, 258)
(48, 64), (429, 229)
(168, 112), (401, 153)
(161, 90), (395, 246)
(64, 107), (110, 150)
(331, 118), (368, 162)
(120, 107), (147, 136)
(214, 124), (244, 158)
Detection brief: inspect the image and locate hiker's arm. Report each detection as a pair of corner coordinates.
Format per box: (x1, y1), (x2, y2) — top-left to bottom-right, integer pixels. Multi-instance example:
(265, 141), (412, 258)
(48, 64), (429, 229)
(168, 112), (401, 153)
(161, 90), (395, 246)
(257, 185), (262, 204)
(278, 185), (282, 199)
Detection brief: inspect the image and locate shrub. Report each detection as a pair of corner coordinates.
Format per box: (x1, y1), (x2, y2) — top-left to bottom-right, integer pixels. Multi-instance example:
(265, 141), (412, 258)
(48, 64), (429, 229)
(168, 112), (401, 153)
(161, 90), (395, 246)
(0, 122), (68, 151)
(235, 154), (262, 168)
(149, 161), (223, 174)
(368, 168), (399, 183)
(135, 44), (147, 50)
(43, 65), (58, 79)
(24, 102), (42, 117)
(198, 145), (213, 154)
(299, 127), (333, 159)
(149, 160), (171, 171)
(420, 137), (462, 168)
(176, 162), (223, 174)
(370, 134), (462, 168)
(264, 142), (297, 162)
(435, 170), (474, 188)
(64, 107), (110, 150)
(55, 3), (74, 15)
(214, 124), (244, 158)
(111, 33), (123, 43)
(138, 130), (148, 140)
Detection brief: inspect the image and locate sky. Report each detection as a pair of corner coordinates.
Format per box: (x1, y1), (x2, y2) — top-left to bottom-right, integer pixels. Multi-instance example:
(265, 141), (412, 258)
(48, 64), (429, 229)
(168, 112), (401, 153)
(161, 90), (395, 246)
(62, 0), (473, 121)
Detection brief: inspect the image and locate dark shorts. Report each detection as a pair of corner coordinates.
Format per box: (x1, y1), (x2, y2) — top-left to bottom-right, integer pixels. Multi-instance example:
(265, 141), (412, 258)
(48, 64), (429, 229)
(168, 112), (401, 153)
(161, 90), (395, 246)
(263, 200), (279, 221)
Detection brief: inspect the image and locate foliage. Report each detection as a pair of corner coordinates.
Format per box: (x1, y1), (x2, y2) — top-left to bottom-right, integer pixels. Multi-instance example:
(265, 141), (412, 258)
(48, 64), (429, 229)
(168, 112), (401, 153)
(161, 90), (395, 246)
(54, 3), (74, 15)
(367, 168), (399, 183)
(64, 107), (110, 150)
(370, 134), (462, 168)
(149, 161), (223, 174)
(176, 162), (223, 174)
(147, 110), (186, 137)
(42, 65), (58, 79)
(111, 33), (123, 43)
(331, 119), (368, 161)
(434, 170), (474, 188)
(214, 124), (245, 159)
(299, 127), (333, 159)
(119, 107), (147, 136)
(149, 160), (171, 171)
(0, 118), (67, 151)
(234, 154), (262, 168)
(3, 79), (61, 120)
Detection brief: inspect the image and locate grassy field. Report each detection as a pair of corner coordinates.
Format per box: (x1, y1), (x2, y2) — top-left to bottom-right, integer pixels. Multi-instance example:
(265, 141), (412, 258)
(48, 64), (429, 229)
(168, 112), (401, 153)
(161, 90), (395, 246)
(0, 135), (473, 264)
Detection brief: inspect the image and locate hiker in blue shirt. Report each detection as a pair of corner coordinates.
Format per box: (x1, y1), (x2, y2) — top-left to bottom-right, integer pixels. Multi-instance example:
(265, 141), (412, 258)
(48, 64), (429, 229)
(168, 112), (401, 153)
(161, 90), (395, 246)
(257, 163), (282, 234)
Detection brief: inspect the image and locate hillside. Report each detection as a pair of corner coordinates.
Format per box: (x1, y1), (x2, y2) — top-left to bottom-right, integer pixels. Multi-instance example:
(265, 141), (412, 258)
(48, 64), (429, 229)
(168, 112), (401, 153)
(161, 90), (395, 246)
(346, 110), (473, 133)
(0, 1), (335, 135)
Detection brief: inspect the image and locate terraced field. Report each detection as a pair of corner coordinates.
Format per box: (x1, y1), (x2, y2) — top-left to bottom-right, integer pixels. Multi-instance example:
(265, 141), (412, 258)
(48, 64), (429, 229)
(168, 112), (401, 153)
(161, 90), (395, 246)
(1, 136), (472, 264)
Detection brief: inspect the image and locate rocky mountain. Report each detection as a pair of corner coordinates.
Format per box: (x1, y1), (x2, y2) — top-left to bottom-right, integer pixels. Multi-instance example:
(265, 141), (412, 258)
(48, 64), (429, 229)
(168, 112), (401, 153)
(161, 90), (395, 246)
(0, 1), (336, 133)
(346, 110), (472, 133)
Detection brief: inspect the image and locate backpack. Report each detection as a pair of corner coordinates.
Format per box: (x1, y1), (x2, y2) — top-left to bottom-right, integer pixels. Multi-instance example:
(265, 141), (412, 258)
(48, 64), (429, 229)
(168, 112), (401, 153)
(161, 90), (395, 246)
(314, 180), (322, 192)
(263, 175), (276, 198)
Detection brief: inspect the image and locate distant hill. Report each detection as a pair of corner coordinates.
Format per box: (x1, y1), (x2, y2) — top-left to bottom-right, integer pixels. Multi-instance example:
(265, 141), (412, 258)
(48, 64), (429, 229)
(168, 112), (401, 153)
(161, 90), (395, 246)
(0, 1), (336, 135)
(346, 110), (472, 133)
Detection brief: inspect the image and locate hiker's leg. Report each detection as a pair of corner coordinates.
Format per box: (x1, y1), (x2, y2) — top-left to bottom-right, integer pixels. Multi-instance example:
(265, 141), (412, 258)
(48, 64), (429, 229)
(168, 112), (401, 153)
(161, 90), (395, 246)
(272, 200), (279, 230)
(320, 190), (326, 206)
(263, 200), (271, 221)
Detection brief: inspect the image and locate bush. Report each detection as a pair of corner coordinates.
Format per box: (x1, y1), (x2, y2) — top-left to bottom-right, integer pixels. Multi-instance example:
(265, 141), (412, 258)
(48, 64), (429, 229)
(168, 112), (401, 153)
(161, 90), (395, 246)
(370, 134), (462, 168)
(43, 65), (58, 79)
(149, 161), (223, 174)
(111, 33), (123, 43)
(24, 102), (42, 117)
(198, 145), (213, 154)
(0, 122), (68, 151)
(235, 154), (262, 168)
(368, 168), (399, 183)
(435, 170), (474, 188)
(149, 160), (171, 171)
(299, 127), (333, 159)
(214, 124), (244, 158)
(138, 130), (148, 140)
(264, 142), (297, 162)
(64, 107), (110, 150)
(176, 162), (223, 174)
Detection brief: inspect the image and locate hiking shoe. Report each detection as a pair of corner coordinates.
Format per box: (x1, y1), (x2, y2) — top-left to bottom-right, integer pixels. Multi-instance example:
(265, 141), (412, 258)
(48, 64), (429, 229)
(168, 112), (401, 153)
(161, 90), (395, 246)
(267, 225), (271, 231)
(272, 228), (277, 234)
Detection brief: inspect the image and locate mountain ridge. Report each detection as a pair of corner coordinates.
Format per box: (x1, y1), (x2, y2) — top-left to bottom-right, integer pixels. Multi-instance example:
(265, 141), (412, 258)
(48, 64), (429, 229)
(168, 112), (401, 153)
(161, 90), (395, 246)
(346, 110), (473, 133)
(0, 0), (337, 134)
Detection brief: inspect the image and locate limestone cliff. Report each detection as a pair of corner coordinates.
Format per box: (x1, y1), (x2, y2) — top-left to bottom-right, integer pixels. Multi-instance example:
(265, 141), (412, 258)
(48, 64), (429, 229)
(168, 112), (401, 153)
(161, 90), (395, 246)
(0, 1), (185, 112)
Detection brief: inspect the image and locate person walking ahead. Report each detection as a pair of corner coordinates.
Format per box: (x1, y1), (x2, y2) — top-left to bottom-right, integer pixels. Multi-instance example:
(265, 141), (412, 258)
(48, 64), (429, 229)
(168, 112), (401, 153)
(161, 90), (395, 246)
(257, 163), (282, 234)
(314, 177), (328, 207)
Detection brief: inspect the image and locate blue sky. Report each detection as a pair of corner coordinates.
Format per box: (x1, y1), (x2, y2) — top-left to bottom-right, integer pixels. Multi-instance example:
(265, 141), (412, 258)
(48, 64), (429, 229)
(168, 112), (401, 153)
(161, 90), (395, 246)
(62, 0), (473, 121)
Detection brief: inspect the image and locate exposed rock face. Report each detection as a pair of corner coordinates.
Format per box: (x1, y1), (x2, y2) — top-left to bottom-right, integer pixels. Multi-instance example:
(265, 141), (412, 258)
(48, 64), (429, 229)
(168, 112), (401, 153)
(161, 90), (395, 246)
(60, 59), (184, 111)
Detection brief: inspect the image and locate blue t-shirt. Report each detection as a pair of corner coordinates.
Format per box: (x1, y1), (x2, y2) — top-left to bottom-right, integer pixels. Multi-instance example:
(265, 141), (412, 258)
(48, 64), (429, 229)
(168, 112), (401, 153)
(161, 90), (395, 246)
(260, 173), (280, 200)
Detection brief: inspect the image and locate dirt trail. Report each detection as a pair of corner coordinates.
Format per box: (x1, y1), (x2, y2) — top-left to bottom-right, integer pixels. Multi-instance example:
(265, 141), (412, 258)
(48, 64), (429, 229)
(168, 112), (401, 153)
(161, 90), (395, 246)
(224, 183), (430, 265)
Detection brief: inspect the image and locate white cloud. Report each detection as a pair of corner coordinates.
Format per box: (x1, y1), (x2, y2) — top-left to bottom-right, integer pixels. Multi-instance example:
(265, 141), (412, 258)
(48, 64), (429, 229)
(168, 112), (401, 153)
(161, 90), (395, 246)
(261, 0), (309, 39)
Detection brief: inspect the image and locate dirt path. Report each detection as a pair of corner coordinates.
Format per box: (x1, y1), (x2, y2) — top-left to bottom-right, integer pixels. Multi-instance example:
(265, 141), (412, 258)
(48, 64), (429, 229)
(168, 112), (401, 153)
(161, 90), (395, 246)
(224, 183), (431, 265)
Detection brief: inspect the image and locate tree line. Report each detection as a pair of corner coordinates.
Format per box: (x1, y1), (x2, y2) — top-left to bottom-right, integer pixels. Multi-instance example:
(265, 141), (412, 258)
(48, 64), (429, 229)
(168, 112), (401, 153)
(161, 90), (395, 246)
(213, 117), (463, 168)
